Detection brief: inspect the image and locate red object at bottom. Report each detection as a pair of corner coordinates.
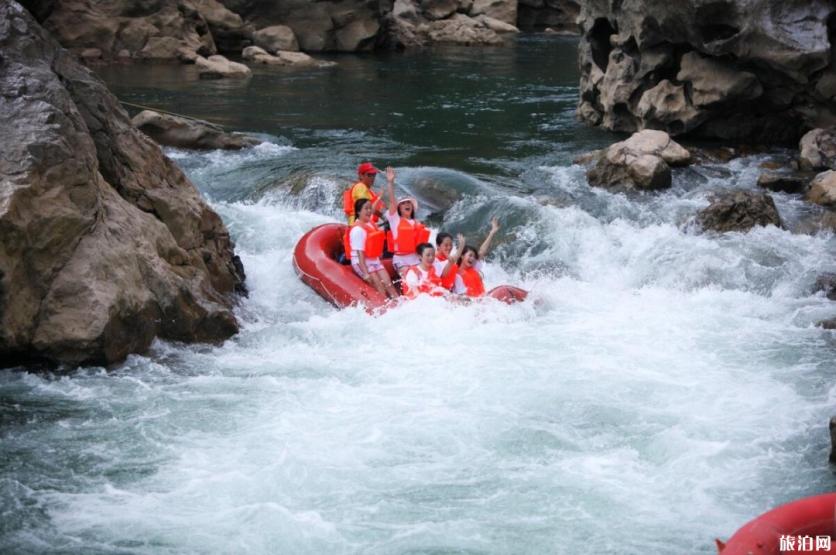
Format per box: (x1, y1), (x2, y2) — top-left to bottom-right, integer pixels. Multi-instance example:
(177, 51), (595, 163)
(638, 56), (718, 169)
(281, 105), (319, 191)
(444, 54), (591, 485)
(718, 493), (836, 554)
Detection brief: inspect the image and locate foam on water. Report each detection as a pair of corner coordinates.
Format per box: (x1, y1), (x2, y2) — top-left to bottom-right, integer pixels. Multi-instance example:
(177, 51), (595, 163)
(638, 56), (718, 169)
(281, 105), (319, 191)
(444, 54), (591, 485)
(4, 139), (836, 554)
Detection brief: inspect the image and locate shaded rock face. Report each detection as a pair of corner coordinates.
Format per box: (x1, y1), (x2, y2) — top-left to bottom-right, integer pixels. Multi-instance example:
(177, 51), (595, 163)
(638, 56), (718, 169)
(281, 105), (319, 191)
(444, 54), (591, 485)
(0, 2), (245, 367)
(221, 0), (381, 51)
(517, 0), (580, 33)
(696, 191), (783, 233)
(577, 1), (836, 144)
(587, 130), (691, 190)
(132, 110), (259, 150)
(24, 0), (219, 61)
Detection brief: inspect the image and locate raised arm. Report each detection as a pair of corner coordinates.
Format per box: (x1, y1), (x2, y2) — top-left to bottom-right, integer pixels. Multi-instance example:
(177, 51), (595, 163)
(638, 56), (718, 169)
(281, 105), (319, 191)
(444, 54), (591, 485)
(385, 166), (397, 215)
(478, 218), (500, 259)
(442, 233), (466, 279)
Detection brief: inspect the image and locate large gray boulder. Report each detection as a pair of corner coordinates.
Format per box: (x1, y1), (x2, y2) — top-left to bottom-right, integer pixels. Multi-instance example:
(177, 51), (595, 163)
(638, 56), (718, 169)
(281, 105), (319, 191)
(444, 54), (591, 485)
(799, 128), (836, 171)
(587, 130), (691, 190)
(807, 170), (836, 207)
(577, 1), (835, 143)
(1, 2), (245, 367)
(254, 24), (299, 52)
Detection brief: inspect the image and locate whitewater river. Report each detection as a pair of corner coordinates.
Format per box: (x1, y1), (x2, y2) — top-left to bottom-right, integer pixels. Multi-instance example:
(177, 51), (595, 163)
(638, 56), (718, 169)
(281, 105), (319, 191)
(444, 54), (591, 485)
(3, 36), (836, 554)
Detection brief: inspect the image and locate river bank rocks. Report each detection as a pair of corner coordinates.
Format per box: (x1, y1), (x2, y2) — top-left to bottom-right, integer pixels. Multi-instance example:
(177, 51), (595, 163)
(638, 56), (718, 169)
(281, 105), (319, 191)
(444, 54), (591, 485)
(696, 191), (783, 233)
(382, 2), (518, 49)
(131, 110), (258, 150)
(242, 46), (336, 68)
(1, 2), (245, 367)
(577, 1), (836, 144)
(195, 53), (251, 77)
(21, 0), (217, 61)
(586, 130), (691, 190)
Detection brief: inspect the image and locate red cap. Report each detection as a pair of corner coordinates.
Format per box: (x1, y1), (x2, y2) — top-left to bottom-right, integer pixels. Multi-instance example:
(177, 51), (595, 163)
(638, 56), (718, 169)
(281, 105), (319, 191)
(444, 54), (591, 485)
(357, 162), (380, 176)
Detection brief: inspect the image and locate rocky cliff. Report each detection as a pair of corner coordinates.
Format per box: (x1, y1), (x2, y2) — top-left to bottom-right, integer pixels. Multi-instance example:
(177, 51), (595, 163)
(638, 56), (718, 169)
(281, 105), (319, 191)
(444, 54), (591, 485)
(577, 0), (836, 144)
(0, 1), (245, 367)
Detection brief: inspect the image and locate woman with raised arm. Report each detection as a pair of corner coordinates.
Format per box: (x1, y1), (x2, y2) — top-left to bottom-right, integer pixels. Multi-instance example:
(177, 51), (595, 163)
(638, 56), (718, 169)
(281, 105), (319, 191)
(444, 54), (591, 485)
(453, 217), (500, 298)
(385, 166), (430, 277)
(345, 198), (398, 299)
(433, 232), (465, 291)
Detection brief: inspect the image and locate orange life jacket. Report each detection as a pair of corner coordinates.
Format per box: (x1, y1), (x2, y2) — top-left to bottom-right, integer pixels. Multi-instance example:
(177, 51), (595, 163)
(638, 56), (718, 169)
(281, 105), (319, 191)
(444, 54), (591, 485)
(343, 182), (380, 223)
(387, 218), (430, 255)
(343, 222), (384, 260)
(459, 267), (485, 297)
(435, 253), (459, 290)
(402, 265), (444, 299)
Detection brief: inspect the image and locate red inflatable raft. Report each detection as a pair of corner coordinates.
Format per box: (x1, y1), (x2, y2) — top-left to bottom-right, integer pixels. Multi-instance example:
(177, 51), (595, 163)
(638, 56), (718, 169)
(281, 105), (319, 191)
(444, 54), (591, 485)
(717, 493), (836, 554)
(293, 223), (527, 310)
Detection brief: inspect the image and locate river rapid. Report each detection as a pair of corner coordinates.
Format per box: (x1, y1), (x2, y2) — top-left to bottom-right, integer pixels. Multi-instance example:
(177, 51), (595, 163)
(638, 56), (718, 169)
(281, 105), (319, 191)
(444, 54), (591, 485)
(2, 36), (836, 554)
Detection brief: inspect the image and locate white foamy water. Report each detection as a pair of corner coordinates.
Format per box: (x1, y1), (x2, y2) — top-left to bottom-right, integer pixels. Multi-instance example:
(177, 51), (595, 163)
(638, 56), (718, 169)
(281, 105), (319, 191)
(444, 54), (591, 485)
(3, 143), (836, 555)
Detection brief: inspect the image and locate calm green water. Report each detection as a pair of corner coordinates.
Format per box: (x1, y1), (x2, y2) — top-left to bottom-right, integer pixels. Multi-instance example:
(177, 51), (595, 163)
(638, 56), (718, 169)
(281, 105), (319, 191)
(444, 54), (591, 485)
(2, 35), (836, 555)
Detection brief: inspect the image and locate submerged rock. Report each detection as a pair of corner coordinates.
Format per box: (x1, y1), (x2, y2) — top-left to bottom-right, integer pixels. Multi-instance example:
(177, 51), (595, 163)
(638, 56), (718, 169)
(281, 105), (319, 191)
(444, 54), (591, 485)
(577, 1), (836, 143)
(756, 172), (810, 194)
(1, 2), (245, 367)
(132, 110), (259, 150)
(587, 130), (691, 190)
(696, 191), (783, 233)
(814, 274), (836, 300)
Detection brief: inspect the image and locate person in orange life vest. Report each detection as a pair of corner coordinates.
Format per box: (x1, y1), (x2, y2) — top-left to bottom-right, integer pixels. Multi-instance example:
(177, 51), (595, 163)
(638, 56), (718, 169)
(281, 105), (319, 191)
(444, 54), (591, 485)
(348, 198), (398, 299)
(432, 232), (465, 291)
(453, 217), (500, 298)
(402, 243), (448, 299)
(383, 166), (430, 276)
(344, 162), (384, 225)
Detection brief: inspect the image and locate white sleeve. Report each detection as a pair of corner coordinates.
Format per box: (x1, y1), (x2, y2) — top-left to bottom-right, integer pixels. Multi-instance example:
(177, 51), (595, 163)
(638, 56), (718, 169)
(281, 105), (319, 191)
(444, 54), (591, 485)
(349, 226), (366, 252)
(386, 211), (400, 240)
(452, 274), (466, 294)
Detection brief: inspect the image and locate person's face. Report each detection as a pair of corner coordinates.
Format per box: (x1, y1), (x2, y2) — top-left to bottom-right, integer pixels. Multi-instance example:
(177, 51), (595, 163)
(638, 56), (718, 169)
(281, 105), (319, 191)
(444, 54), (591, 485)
(398, 201), (414, 218)
(461, 250), (476, 268)
(361, 172), (376, 186)
(359, 201), (373, 222)
(438, 237), (453, 257)
(420, 247), (435, 267)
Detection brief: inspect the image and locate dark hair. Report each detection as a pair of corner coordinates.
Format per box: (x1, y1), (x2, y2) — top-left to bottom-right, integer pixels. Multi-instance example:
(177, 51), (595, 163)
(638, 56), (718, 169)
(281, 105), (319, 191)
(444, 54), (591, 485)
(415, 242), (435, 257)
(354, 198), (370, 218)
(457, 245), (478, 266)
(436, 232), (452, 246)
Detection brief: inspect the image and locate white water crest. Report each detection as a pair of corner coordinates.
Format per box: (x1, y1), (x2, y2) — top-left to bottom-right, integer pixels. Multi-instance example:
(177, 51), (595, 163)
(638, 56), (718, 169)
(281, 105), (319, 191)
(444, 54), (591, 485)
(3, 137), (836, 554)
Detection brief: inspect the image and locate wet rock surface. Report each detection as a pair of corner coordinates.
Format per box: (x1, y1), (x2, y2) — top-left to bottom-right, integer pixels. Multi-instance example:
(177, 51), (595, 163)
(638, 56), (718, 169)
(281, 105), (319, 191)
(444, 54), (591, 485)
(696, 191), (783, 233)
(1, 2), (245, 367)
(132, 110), (259, 150)
(587, 130), (691, 190)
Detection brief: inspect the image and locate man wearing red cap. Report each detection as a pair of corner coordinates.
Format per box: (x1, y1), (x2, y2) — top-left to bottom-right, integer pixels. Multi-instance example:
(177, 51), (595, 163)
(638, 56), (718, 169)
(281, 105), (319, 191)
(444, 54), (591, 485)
(343, 162), (385, 225)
